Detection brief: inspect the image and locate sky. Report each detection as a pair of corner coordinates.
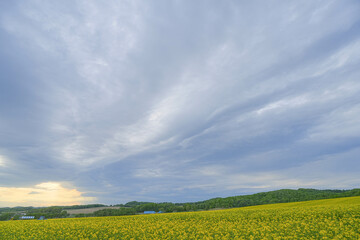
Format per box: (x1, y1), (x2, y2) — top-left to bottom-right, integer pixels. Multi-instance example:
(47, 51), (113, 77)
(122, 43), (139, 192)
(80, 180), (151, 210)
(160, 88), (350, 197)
(0, 0), (360, 207)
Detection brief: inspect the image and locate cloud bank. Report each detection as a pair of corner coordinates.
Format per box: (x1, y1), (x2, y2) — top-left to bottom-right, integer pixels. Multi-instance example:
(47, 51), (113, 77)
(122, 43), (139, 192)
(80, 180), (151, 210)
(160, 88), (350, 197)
(0, 182), (95, 207)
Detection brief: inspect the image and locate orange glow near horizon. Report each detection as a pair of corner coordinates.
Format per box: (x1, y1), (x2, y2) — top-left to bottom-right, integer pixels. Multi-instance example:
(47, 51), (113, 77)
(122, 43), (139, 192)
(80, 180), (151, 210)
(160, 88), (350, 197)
(0, 182), (96, 207)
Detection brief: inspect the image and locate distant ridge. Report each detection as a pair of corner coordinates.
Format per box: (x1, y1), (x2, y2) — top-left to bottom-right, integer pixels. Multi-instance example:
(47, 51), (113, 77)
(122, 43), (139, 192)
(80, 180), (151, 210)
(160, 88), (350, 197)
(1, 188), (359, 220)
(189, 188), (360, 210)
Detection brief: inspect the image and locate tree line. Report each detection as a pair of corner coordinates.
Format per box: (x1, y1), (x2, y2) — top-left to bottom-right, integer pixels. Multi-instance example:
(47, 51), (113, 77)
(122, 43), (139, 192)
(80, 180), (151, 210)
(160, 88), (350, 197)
(72, 188), (360, 218)
(1, 188), (359, 220)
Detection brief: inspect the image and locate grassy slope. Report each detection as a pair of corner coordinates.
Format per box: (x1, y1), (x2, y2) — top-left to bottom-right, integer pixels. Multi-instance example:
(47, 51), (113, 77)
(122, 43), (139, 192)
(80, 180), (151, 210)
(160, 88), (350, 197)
(66, 207), (122, 215)
(241, 195), (360, 209)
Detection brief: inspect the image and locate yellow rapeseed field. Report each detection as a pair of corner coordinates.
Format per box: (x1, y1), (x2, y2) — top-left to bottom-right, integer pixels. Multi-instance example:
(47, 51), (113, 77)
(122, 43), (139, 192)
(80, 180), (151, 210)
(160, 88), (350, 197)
(0, 196), (359, 239)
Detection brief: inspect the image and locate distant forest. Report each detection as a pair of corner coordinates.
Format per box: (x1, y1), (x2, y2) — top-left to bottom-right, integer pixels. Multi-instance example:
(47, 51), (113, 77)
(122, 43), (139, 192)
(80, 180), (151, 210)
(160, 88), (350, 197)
(1, 188), (359, 220)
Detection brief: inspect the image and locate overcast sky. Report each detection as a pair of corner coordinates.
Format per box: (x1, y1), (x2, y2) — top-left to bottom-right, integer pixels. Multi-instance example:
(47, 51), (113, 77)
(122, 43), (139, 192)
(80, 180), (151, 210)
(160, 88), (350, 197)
(1, 0), (360, 207)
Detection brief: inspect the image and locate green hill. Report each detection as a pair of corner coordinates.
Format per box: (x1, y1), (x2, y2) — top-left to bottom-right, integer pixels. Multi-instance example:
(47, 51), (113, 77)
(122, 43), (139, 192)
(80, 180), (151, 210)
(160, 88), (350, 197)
(1, 188), (359, 220)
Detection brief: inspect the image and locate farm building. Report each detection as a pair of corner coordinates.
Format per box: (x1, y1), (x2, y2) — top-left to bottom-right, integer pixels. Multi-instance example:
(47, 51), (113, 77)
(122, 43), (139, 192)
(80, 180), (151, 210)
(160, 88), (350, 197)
(20, 216), (35, 220)
(144, 211), (156, 214)
(143, 211), (163, 214)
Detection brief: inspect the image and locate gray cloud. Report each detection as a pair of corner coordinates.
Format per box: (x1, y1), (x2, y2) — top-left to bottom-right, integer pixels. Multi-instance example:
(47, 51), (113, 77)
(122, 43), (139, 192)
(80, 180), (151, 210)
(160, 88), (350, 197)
(0, 0), (360, 205)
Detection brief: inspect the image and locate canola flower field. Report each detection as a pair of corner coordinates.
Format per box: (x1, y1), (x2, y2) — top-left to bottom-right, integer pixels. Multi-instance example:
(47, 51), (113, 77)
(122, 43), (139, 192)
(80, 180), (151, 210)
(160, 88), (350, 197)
(0, 196), (359, 239)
